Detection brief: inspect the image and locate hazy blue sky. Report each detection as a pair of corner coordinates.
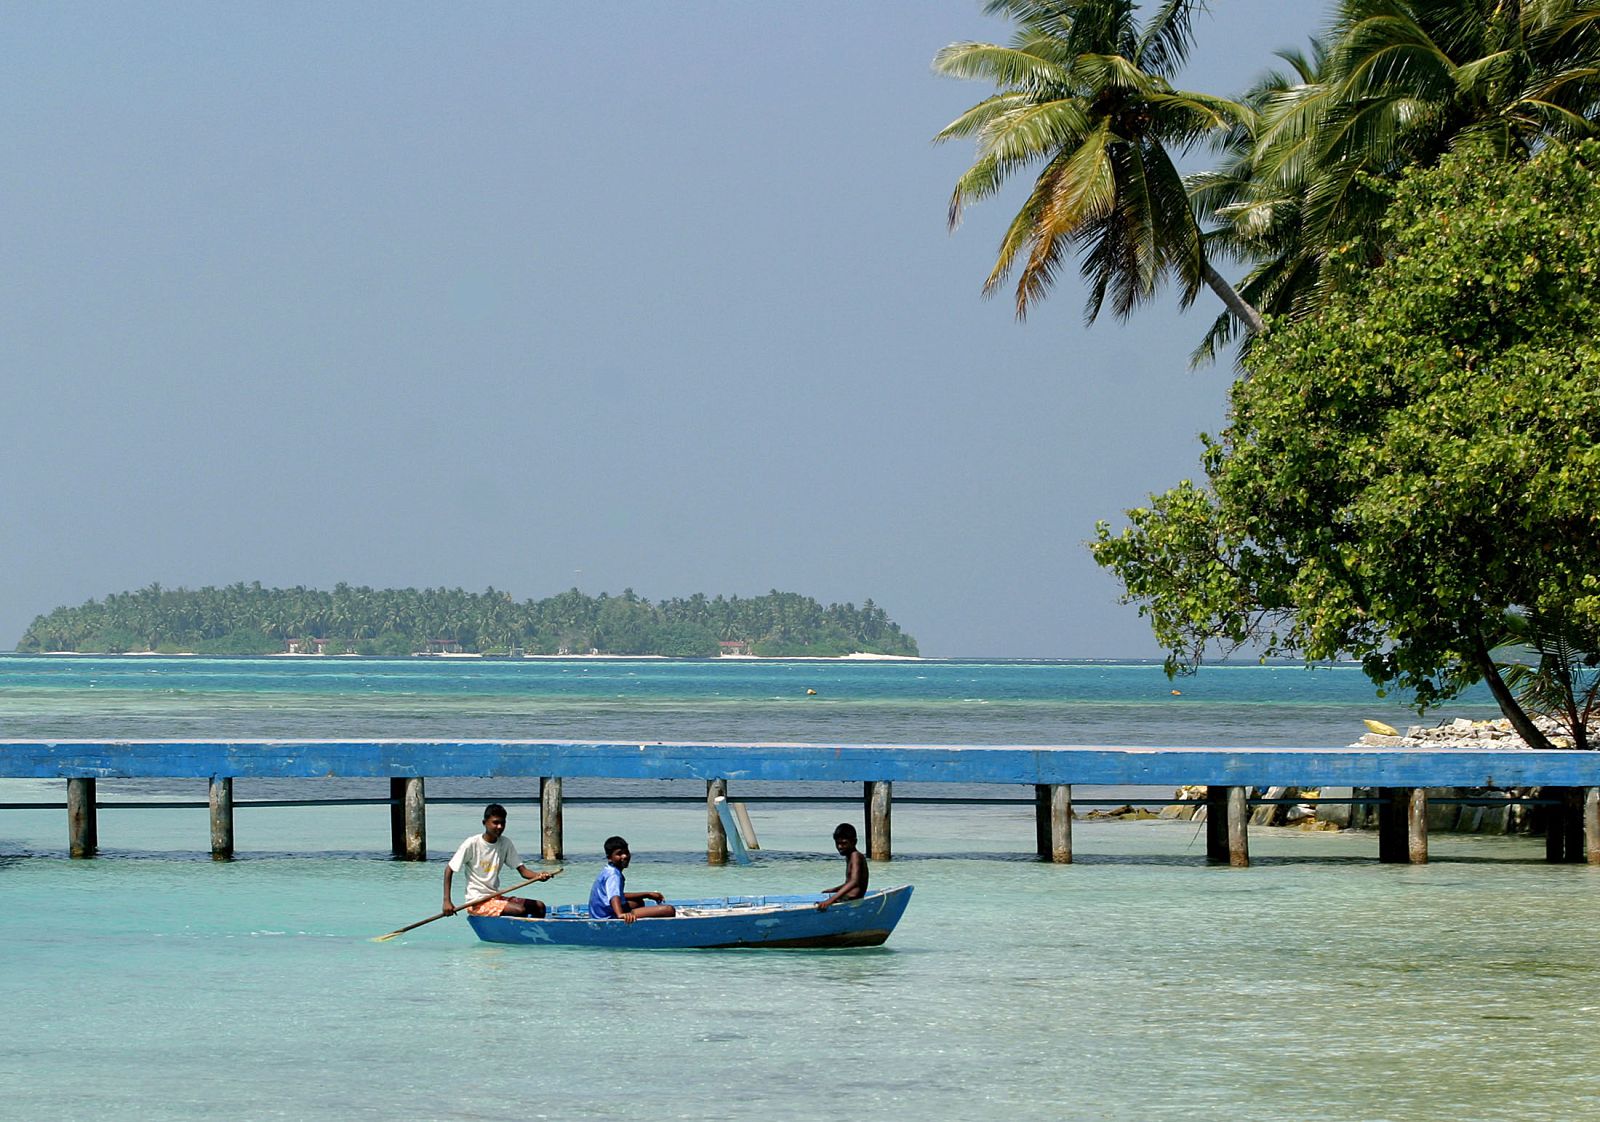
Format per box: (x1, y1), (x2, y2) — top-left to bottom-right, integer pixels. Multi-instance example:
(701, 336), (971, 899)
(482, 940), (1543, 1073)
(3, 2), (1331, 657)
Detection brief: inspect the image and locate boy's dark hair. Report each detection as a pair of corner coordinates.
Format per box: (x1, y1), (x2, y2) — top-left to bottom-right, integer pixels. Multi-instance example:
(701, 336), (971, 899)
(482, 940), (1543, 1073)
(484, 803), (508, 821)
(833, 822), (857, 842)
(604, 835), (629, 856)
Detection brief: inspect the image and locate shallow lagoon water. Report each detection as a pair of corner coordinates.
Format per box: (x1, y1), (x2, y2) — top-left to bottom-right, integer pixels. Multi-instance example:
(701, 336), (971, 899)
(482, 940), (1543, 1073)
(5, 800), (1600, 1121)
(3, 657), (1587, 1120)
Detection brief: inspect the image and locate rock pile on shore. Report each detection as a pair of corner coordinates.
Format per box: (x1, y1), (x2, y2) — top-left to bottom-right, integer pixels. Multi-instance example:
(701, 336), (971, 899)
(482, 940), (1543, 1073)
(1352, 715), (1583, 749)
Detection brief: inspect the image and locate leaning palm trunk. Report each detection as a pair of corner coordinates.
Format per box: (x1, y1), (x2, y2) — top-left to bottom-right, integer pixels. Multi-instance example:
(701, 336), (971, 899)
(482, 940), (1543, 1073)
(1202, 261), (1265, 335)
(1490, 611), (1600, 750)
(1468, 630), (1559, 749)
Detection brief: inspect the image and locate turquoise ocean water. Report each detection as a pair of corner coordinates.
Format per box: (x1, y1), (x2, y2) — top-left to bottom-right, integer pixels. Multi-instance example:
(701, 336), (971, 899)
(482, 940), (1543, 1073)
(8, 656), (1599, 1121)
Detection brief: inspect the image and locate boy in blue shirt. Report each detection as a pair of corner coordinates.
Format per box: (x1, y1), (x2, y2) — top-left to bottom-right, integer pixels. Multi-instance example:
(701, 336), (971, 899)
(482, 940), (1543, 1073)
(588, 835), (676, 923)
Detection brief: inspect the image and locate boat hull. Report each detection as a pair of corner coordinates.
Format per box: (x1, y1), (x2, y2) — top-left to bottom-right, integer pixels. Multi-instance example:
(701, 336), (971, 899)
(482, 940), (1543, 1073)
(465, 885), (913, 949)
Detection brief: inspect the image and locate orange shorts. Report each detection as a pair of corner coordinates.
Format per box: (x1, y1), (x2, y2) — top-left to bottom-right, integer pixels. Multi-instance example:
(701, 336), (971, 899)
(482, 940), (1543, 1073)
(467, 897), (510, 917)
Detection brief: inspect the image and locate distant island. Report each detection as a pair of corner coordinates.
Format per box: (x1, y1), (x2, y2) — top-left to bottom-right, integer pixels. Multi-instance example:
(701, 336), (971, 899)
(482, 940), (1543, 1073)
(16, 583), (919, 658)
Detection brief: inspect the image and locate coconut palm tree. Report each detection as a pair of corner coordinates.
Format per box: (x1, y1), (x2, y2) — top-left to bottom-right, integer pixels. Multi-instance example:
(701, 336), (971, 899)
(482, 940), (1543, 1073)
(1230, 0), (1600, 333)
(1184, 41), (1335, 366)
(933, 0), (1263, 332)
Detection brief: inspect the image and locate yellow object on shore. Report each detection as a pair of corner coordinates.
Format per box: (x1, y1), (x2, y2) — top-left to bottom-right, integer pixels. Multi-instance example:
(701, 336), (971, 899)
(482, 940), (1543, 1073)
(1363, 719), (1400, 736)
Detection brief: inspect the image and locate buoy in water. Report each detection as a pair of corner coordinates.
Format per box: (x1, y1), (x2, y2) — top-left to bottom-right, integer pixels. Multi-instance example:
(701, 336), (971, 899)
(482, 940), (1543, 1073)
(1170, 689), (1182, 696)
(806, 688), (817, 696)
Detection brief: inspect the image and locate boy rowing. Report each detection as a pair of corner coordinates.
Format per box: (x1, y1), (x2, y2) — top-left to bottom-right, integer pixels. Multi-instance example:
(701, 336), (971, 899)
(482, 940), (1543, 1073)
(443, 803), (556, 918)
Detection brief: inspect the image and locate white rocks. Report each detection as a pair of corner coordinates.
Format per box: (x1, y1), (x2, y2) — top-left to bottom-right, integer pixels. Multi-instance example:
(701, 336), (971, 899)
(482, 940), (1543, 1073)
(1358, 715), (1581, 750)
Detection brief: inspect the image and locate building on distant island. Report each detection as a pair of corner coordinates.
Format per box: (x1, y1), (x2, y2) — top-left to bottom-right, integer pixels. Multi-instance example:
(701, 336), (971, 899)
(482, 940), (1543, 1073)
(283, 638), (330, 655)
(423, 639), (464, 655)
(718, 640), (752, 657)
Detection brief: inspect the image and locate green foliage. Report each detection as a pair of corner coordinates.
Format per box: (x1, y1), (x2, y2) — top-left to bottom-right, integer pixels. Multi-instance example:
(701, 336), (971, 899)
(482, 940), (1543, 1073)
(356, 632), (417, 658)
(194, 629), (280, 656)
(16, 582), (919, 659)
(1093, 141), (1600, 715)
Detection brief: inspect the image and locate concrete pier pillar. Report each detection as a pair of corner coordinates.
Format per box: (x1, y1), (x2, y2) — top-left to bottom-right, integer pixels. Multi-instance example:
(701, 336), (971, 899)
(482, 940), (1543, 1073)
(401, 777), (426, 861)
(540, 776), (563, 861)
(209, 777), (234, 860)
(1544, 787), (1565, 862)
(1227, 786), (1249, 867)
(1205, 785), (1249, 866)
(1544, 787), (1586, 863)
(1408, 786), (1429, 863)
(67, 777), (97, 859)
(1042, 784), (1071, 864)
(707, 779), (729, 865)
(1379, 787), (1428, 863)
(1584, 788), (1600, 866)
(389, 777), (406, 858)
(1034, 785), (1050, 859)
(864, 780), (892, 861)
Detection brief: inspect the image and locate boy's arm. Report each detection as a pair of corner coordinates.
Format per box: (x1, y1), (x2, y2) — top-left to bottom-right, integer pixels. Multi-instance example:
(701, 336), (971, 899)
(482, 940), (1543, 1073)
(610, 895), (638, 924)
(624, 890), (664, 904)
(515, 864), (554, 882)
(442, 866), (457, 915)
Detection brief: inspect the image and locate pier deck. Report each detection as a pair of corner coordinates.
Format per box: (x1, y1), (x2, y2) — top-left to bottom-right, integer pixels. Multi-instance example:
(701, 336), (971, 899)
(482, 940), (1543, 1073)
(4, 739), (1599, 866)
(3, 738), (1596, 787)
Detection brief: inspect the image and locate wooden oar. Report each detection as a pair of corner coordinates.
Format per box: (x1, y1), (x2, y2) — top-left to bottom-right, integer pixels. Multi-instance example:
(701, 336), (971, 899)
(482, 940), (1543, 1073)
(373, 869), (562, 942)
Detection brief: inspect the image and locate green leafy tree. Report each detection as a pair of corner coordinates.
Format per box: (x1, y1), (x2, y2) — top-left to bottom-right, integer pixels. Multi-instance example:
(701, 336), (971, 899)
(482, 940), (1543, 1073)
(1092, 140), (1600, 747)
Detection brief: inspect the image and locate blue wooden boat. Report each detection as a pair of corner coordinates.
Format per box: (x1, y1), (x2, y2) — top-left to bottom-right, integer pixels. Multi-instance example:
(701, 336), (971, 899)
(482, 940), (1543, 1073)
(466, 885), (913, 949)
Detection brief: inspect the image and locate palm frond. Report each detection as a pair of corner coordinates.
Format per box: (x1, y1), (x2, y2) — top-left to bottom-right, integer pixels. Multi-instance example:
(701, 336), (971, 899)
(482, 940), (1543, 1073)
(1134, 0), (1203, 77)
(932, 41), (1073, 88)
(932, 92), (1035, 143)
(1038, 120), (1120, 238)
(973, 98), (1095, 163)
(1069, 51), (1164, 94)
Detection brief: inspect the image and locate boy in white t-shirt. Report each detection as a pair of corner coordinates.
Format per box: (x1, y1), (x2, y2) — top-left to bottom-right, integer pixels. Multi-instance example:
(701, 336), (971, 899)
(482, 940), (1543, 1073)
(443, 803), (555, 918)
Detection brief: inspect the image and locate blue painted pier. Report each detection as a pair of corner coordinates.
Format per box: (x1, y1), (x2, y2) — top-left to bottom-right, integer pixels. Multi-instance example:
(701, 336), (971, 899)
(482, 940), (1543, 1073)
(4, 738), (1599, 866)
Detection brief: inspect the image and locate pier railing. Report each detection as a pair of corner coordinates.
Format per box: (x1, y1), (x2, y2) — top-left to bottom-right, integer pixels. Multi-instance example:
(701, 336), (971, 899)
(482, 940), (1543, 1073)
(3, 738), (1598, 867)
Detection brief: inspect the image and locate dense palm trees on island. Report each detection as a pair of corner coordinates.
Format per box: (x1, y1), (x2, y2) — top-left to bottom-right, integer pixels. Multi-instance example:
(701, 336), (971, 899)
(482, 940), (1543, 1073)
(936, 0), (1600, 364)
(16, 583), (919, 659)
